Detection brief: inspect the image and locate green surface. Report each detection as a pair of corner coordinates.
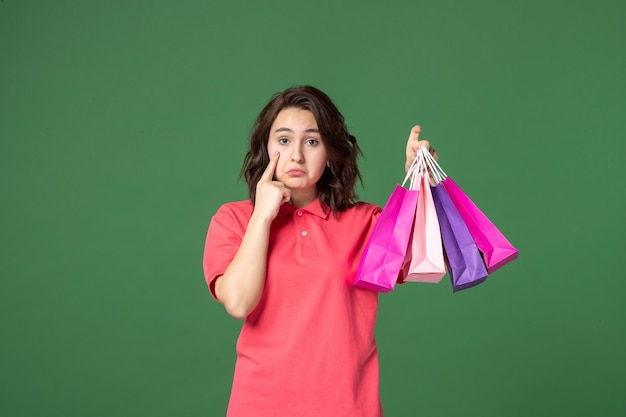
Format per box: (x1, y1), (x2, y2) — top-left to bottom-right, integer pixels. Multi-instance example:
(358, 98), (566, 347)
(1, 0), (624, 416)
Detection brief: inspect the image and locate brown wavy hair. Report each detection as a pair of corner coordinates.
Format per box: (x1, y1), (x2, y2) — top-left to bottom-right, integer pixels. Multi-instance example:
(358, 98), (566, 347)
(241, 86), (362, 214)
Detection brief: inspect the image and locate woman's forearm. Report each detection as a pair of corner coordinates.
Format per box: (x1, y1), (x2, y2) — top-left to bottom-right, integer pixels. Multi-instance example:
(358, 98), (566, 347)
(214, 212), (272, 319)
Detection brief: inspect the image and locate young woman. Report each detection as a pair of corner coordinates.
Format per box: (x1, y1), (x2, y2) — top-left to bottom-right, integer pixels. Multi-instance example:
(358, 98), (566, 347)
(203, 86), (437, 417)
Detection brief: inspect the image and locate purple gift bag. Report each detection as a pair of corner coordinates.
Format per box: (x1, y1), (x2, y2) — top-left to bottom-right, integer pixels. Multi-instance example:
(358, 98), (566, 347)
(431, 183), (489, 291)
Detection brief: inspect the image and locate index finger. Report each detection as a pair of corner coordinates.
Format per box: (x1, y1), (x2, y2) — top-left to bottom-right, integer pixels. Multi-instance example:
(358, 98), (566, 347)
(405, 125), (422, 157)
(405, 125), (422, 172)
(261, 151), (280, 181)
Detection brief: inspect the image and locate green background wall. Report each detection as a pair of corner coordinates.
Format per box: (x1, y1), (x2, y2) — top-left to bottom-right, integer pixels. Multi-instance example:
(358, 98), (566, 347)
(1, 0), (624, 416)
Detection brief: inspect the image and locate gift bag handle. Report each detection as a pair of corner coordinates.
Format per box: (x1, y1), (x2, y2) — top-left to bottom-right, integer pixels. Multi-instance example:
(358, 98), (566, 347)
(421, 146), (447, 184)
(401, 152), (424, 187)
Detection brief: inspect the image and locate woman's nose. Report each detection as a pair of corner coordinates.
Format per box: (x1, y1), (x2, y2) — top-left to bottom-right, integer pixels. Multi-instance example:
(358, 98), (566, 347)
(291, 145), (304, 162)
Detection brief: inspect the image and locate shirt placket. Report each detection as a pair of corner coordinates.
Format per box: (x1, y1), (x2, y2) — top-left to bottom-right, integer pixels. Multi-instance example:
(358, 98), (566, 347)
(294, 209), (316, 260)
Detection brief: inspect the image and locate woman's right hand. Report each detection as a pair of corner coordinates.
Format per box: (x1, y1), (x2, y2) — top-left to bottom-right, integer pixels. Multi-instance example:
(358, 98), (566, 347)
(215, 151), (287, 319)
(253, 151), (291, 221)
(405, 125), (438, 173)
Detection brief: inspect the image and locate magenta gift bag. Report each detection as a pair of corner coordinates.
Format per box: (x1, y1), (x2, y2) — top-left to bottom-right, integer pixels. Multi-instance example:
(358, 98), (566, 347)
(353, 184), (419, 292)
(442, 177), (518, 274)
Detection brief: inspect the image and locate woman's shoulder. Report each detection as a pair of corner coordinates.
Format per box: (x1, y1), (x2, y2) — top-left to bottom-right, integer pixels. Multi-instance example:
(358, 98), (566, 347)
(353, 201), (382, 210)
(340, 201), (382, 219)
(217, 199), (253, 211)
(212, 200), (254, 222)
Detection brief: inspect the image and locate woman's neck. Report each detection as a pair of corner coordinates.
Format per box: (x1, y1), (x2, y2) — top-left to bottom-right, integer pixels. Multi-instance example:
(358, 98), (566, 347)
(289, 188), (317, 208)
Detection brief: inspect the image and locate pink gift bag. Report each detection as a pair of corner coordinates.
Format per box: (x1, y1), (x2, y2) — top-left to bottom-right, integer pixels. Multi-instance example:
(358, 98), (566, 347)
(401, 157), (446, 283)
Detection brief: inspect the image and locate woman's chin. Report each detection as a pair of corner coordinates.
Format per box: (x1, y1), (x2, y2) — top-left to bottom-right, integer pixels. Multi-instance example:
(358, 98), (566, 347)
(282, 178), (312, 189)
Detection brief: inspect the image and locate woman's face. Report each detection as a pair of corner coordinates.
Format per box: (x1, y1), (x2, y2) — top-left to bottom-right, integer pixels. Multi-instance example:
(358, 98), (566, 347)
(267, 107), (329, 204)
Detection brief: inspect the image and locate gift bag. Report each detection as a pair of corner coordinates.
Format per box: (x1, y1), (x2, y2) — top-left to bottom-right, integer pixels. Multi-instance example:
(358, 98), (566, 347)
(401, 152), (446, 283)
(353, 162), (420, 292)
(441, 177), (518, 274)
(431, 183), (489, 291)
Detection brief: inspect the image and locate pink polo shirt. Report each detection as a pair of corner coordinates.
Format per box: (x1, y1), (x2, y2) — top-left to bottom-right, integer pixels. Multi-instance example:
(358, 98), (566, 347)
(203, 198), (383, 417)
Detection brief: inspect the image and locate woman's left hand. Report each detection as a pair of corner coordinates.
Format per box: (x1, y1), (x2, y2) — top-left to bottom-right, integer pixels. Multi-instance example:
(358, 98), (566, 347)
(405, 125), (438, 172)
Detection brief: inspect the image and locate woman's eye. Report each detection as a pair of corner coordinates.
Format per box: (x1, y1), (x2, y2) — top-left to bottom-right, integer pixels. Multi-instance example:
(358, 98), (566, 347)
(306, 139), (319, 146)
(278, 138), (289, 145)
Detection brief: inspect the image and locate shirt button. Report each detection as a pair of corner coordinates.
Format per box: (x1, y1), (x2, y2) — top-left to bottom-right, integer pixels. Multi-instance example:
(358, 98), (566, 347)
(297, 211), (303, 216)
(301, 231), (307, 236)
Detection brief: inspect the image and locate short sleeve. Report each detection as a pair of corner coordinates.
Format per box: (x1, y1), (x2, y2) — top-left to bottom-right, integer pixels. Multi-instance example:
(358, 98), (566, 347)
(202, 202), (252, 301)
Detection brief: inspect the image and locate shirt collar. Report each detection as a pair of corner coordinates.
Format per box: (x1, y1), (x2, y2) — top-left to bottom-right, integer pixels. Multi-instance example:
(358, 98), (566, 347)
(277, 198), (330, 219)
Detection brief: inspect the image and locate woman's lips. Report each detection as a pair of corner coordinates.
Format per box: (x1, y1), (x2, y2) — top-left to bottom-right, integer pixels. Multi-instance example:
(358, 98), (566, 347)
(286, 169), (305, 176)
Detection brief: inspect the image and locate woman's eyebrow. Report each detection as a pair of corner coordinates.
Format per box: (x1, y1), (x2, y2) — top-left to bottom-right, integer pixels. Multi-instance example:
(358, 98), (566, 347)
(274, 127), (320, 133)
